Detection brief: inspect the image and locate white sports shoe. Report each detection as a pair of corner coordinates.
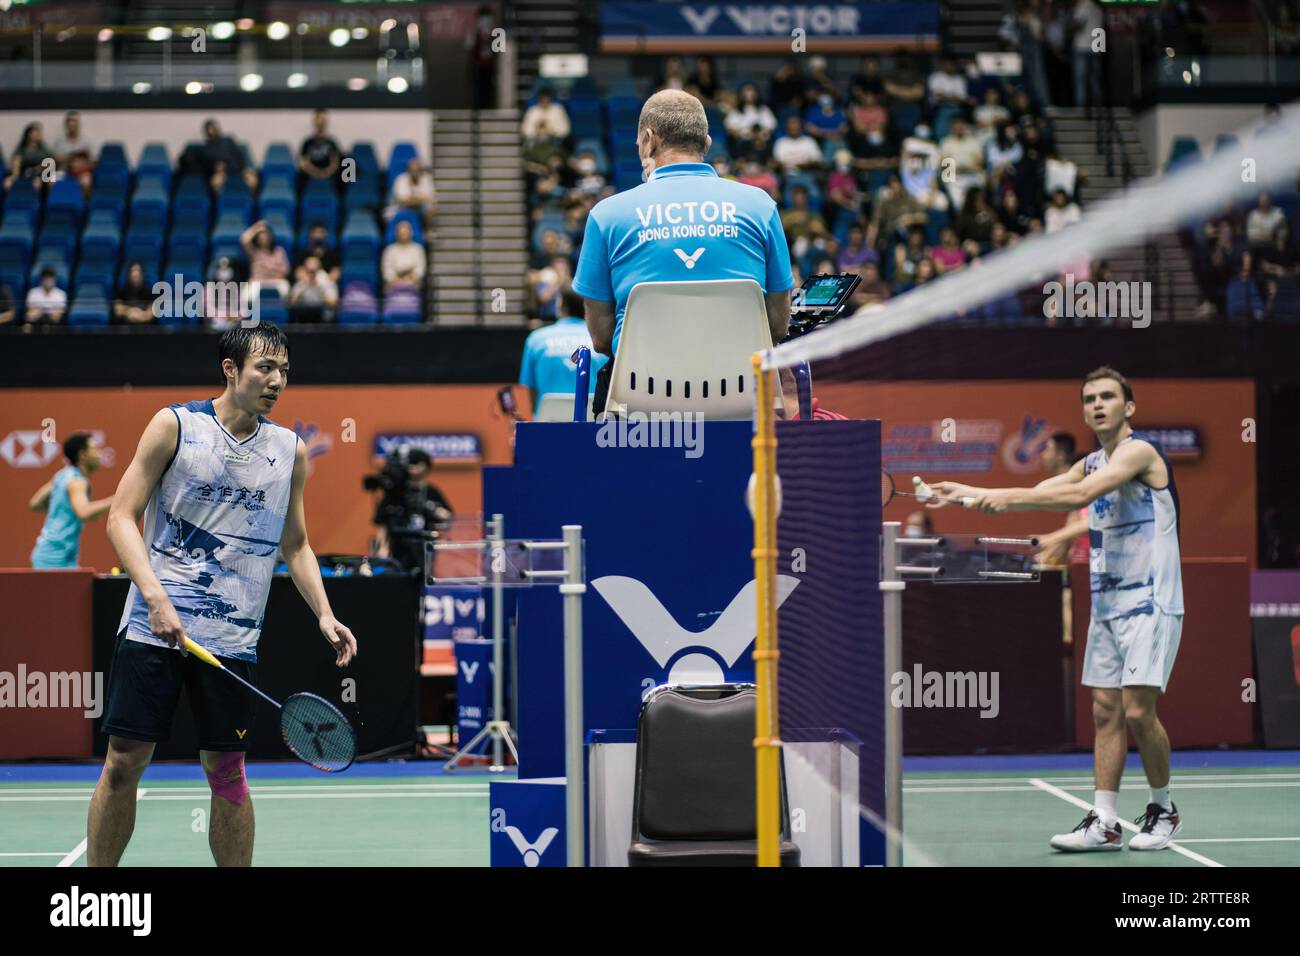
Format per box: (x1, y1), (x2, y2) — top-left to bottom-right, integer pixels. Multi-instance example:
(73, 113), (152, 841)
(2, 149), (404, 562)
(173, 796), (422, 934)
(1129, 802), (1182, 850)
(1050, 811), (1123, 851)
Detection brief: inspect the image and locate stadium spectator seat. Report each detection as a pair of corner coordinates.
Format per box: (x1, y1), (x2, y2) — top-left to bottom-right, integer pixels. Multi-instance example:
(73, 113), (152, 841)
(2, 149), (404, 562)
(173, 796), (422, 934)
(381, 285), (422, 324)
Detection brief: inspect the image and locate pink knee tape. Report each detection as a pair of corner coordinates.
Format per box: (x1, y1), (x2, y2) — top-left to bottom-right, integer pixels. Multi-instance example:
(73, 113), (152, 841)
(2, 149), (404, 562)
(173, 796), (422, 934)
(205, 752), (250, 805)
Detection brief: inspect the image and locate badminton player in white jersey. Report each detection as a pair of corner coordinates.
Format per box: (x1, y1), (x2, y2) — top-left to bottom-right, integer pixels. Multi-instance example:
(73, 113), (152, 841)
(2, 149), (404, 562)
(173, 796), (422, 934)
(929, 367), (1185, 851)
(88, 322), (357, 866)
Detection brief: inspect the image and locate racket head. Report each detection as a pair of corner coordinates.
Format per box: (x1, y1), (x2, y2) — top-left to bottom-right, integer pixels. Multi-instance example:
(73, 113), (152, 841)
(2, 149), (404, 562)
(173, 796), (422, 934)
(880, 468), (896, 507)
(280, 692), (356, 773)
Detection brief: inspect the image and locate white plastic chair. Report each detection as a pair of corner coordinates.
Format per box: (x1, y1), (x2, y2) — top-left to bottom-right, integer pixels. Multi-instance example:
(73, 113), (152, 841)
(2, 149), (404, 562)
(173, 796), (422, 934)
(534, 392), (594, 422)
(605, 279), (780, 420)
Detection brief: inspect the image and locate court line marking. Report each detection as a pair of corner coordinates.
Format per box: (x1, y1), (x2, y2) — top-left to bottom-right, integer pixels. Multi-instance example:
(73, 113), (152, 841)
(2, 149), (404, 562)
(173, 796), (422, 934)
(902, 773), (1300, 785)
(906, 781), (1300, 793)
(5, 792), (490, 803)
(1175, 837), (1300, 844)
(0, 782), (493, 795)
(57, 788), (146, 867)
(1028, 778), (1223, 868)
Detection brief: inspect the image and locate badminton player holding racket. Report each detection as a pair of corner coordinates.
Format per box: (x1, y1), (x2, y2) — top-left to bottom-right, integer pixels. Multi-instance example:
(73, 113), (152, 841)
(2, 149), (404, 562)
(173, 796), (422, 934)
(927, 367), (1184, 852)
(89, 323), (358, 867)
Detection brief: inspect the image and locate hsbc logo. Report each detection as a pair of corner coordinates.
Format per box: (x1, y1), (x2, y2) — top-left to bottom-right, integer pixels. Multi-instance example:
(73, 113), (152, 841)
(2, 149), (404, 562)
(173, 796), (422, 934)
(0, 430), (61, 468)
(592, 575), (800, 684)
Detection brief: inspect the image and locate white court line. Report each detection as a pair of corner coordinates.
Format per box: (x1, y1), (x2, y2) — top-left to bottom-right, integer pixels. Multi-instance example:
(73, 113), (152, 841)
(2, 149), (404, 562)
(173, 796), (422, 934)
(5, 791), (489, 803)
(906, 781), (1300, 794)
(905, 773), (1300, 785)
(1028, 778), (1223, 868)
(57, 788), (146, 868)
(0, 782), (492, 796)
(1176, 837), (1300, 844)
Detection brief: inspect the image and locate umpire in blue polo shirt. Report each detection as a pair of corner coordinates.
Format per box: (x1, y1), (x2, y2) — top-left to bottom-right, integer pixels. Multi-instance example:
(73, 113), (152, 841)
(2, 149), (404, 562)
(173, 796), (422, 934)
(573, 89), (794, 412)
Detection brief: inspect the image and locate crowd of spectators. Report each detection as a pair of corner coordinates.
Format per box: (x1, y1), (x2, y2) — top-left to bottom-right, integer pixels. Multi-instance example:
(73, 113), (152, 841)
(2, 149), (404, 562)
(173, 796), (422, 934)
(0, 109), (436, 329)
(518, 51), (1102, 326)
(1189, 186), (1300, 322)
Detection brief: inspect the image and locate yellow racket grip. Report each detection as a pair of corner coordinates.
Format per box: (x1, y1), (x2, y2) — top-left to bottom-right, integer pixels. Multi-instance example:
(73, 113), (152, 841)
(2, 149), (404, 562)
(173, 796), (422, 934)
(182, 635), (223, 668)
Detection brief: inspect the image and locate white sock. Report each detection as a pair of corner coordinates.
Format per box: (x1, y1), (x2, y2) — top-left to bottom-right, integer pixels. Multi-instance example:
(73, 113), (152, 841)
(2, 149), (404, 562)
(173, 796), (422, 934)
(1150, 786), (1172, 811)
(1094, 790), (1120, 828)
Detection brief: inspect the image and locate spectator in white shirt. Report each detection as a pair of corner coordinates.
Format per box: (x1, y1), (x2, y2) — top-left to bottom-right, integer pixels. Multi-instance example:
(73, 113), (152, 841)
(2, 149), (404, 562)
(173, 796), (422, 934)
(724, 83), (777, 146)
(773, 115), (824, 174)
(1044, 152), (1079, 200)
(521, 88), (571, 143)
(381, 220), (426, 293)
(1044, 189), (1082, 234)
(25, 268), (67, 328)
(1246, 192), (1286, 249)
(52, 111), (95, 195)
(927, 57), (969, 108)
(386, 157), (438, 227)
(938, 117), (986, 210)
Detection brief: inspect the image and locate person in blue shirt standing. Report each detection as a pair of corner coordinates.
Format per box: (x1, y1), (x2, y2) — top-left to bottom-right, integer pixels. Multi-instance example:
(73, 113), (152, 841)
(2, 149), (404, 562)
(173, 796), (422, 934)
(519, 281), (610, 414)
(29, 432), (114, 568)
(572, 89), (794, 412)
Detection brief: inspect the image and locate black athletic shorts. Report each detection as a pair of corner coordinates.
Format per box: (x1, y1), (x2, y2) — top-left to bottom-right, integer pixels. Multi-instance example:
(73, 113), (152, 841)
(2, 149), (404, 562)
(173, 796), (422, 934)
(101, 630), (257, 752)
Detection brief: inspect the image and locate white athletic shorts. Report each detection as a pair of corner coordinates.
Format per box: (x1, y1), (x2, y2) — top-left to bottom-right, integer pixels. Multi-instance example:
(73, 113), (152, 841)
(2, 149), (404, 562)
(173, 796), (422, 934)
(1082, 609), (1183, 693)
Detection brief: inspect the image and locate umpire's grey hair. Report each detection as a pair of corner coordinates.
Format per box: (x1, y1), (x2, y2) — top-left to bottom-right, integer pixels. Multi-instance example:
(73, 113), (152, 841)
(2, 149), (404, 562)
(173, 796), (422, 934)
(638, 90), (710, 156)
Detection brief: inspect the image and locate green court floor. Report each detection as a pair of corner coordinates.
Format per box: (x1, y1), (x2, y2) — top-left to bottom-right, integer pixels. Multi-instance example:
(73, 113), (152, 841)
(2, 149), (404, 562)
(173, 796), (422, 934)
(903, 766), (1300, 867)
(2, 760), (1296, 867)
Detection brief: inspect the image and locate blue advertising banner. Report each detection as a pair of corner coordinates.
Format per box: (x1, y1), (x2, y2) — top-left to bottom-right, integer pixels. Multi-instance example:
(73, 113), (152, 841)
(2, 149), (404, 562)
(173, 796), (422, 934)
(600, 1), (940, 52)
(490, 778), (566, 867)
(374, 432), (481, 463)
(423, 587), (485, 642)
(455, 638), (495, 742)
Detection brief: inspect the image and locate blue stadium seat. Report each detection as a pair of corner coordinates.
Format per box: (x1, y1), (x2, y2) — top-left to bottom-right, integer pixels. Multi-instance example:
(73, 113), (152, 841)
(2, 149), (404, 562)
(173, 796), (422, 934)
(36, 224), (78, 259)
(81, 213), (122, 261)
(211, 211), (251, 247)
(1166, 136), (1201, 172)
(75, 258), (116, 292)
(386, 142), (418, 189)
(168, 224), (208, 263)
(137, 142), (172, 186)
(381, 286), (423, 324)
(262, 142), (296, 178)
(45, 178), (86, 231)
(341, 210), (381, 259)
(257, 287), (289, 324)
(338, 263), (378, 295)
(68, 290), (111, 325)
(3, 178), (42, 224)
(337, 281), (378, 324)
(0, 217), (35, 258)
(301, 180), (340, 227)
(258, 178), (297, 219)
(216, 178), (255, 221)
(98, 141), (128, 170)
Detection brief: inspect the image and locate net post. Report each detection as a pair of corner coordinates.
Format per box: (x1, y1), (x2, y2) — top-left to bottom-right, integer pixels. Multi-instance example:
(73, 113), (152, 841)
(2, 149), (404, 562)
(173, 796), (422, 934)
(880, 521), (904, 867)
(490, 514), (505, 769)
(751, 352), (781, 868)
(561, 524), (586, 867)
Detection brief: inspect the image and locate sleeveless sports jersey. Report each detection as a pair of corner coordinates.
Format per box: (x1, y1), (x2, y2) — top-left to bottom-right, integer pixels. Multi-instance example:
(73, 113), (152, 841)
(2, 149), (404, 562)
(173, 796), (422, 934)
(31, 465), (87, 568)
(1085, 431), (1183, 621)
(118, 399), (298, 661)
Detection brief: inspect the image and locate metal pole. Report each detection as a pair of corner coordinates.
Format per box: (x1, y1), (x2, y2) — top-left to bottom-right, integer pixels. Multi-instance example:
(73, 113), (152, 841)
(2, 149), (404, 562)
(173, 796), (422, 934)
(490, 513), (505, 769)
(879, 521), (904, 867)
(560, 524), (585, 866)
